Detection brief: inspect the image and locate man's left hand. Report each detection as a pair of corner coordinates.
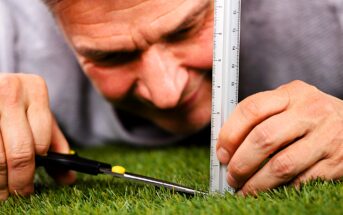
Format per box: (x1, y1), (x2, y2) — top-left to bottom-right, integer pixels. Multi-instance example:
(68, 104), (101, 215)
(216, 80), (343, 196)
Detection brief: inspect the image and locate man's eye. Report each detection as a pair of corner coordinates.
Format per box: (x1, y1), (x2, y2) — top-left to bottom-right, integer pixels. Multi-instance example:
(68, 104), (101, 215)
(175, 26), (194, 36)
(165, 26), (196, 42)
(92, 51), (141, 67)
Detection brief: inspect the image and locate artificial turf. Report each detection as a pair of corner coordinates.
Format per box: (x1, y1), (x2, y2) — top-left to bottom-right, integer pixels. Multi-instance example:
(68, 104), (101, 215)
(1, 142), (342, 215)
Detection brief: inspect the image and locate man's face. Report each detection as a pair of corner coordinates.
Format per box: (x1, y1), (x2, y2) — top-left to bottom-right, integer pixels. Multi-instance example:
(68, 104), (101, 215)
(54, 0), (213, 134)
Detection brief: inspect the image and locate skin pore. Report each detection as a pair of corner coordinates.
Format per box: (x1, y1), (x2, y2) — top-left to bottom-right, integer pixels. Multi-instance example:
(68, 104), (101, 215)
(53, 0), (214, 134)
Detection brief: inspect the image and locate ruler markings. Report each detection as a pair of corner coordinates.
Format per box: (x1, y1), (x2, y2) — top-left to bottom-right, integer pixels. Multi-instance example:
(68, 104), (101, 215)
(210, 0), (241, 194)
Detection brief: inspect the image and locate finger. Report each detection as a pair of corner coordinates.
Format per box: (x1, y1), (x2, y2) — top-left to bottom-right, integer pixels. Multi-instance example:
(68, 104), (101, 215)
(292, 121), (343, 187)
(217, 87), (290, 164)
(293, 158), (343, 188)
(50, 117), (71, 154)
(0, 132), (8, 201)
(0, 75), (35, 196)
(238, 135), (327, 196)
(25, 75), (52, 155)
(1, 106), (35, 196)
(292, 162), (330, 188)
(47, 117), (76, 185)
(227, 110), (309, 188)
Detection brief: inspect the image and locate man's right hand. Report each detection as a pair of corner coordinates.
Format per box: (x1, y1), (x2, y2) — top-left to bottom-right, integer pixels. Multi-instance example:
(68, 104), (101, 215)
(0, 74), (76, 201)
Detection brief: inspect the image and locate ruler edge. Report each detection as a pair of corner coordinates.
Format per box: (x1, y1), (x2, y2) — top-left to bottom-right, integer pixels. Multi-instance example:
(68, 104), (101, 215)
(210, 0), (241, 194)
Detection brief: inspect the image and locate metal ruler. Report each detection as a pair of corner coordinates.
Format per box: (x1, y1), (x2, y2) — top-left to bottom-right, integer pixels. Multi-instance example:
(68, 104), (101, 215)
(210, 0), (241, 194)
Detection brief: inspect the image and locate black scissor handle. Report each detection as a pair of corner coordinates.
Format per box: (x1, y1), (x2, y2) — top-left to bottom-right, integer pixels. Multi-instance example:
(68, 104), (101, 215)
(35, 151), (112, 175)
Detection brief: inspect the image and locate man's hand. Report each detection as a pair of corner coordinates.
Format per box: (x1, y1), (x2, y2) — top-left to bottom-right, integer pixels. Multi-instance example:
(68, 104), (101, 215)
(0, 74), (75, 201)
(216, 80), (343, 196)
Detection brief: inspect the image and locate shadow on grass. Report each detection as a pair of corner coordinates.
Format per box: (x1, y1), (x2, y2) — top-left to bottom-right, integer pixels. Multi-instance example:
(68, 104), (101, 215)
(34, 175), (200, 200)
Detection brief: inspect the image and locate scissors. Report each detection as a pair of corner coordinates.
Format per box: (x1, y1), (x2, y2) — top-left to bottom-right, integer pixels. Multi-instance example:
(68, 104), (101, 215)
(35, 151), (207, 196)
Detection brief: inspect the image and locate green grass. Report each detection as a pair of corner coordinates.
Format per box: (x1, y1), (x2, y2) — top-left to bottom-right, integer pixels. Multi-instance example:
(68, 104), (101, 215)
(1, 143), (342, 215)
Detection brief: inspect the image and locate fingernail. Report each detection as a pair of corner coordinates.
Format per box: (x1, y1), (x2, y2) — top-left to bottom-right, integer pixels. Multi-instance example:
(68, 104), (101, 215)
(227, 171), (238, 189)
(217, 147), (230, 164)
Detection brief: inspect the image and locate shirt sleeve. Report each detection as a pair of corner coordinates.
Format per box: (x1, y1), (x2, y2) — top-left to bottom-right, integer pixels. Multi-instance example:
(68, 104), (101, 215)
(0, 0), (17, 72)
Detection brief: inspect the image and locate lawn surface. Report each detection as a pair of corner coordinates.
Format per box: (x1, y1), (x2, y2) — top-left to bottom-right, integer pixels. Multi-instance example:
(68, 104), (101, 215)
(1, 142), (342, 215)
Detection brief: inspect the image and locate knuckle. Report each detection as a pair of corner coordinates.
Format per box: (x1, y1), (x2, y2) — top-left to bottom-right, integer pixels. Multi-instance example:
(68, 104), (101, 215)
(238, 96), (262, 121)
(314, 100), (334, 116)
(307, 95), (331, 111)
(229, 160), (249, 178)
(0, 75), (22, 106)
(286, 80), (319, 96)
(218, 126), (239, 155)
(7, 151), (34, 171)
(289, 80), (306, 87)
(0, 74), (21, 89)
(218, 130), (234, 148)
(35, 142), (49, 155)
(30, 75), (47, 90)
(270, 154), (296, 180)
(29, 75), (49, 100)
(288, 80), (314, 90)
(314, 123), (343, 162)
(250, 124), (276, 153)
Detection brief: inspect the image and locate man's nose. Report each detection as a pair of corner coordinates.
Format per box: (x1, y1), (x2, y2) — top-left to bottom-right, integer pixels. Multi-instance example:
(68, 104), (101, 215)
(135, 45), (189, 109)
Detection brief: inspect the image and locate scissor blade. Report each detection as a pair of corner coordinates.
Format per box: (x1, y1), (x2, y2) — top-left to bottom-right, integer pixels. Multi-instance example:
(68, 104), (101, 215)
(100, 168), (207, 195)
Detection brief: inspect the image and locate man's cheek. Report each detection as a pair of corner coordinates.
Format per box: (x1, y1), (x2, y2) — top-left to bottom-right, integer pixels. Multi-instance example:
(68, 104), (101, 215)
(186, 39), (213, 69)
(83, 66), (136, 101)
(185, 24), (214, 69)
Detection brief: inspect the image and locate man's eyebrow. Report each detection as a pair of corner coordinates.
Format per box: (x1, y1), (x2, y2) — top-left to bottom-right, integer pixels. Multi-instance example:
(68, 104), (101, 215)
(164, 1), (210, 36)
(77, 48), (134, 60)
(76, 1), (211, 58)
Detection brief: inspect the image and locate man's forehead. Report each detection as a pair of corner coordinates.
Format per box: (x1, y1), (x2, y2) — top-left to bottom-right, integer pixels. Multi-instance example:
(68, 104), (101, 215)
(54, 0), (211, 52)
(53, 0), (210, 17)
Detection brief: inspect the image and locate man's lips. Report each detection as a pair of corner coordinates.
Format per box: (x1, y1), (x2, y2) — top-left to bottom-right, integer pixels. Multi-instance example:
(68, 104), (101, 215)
(178, 76), (207, 110)
(179, 89), (199, 109)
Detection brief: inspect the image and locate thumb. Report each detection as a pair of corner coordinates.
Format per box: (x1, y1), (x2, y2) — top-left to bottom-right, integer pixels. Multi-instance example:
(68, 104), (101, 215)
(47, 117), (77, 185)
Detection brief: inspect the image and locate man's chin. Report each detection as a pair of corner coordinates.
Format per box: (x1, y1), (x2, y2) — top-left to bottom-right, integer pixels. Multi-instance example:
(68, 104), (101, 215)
(156, 120), (210, 135)
(152, 108), (212, 135)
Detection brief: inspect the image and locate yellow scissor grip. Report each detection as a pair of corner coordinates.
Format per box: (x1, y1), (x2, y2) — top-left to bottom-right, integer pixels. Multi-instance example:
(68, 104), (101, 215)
(69, 150), (76, 155)
(112, 166), (126, 174)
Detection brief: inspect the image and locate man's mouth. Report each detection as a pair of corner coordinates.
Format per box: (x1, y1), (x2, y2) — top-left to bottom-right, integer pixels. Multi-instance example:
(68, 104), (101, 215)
(177, 70), (208, 109)
(179, 88), (199, 109)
